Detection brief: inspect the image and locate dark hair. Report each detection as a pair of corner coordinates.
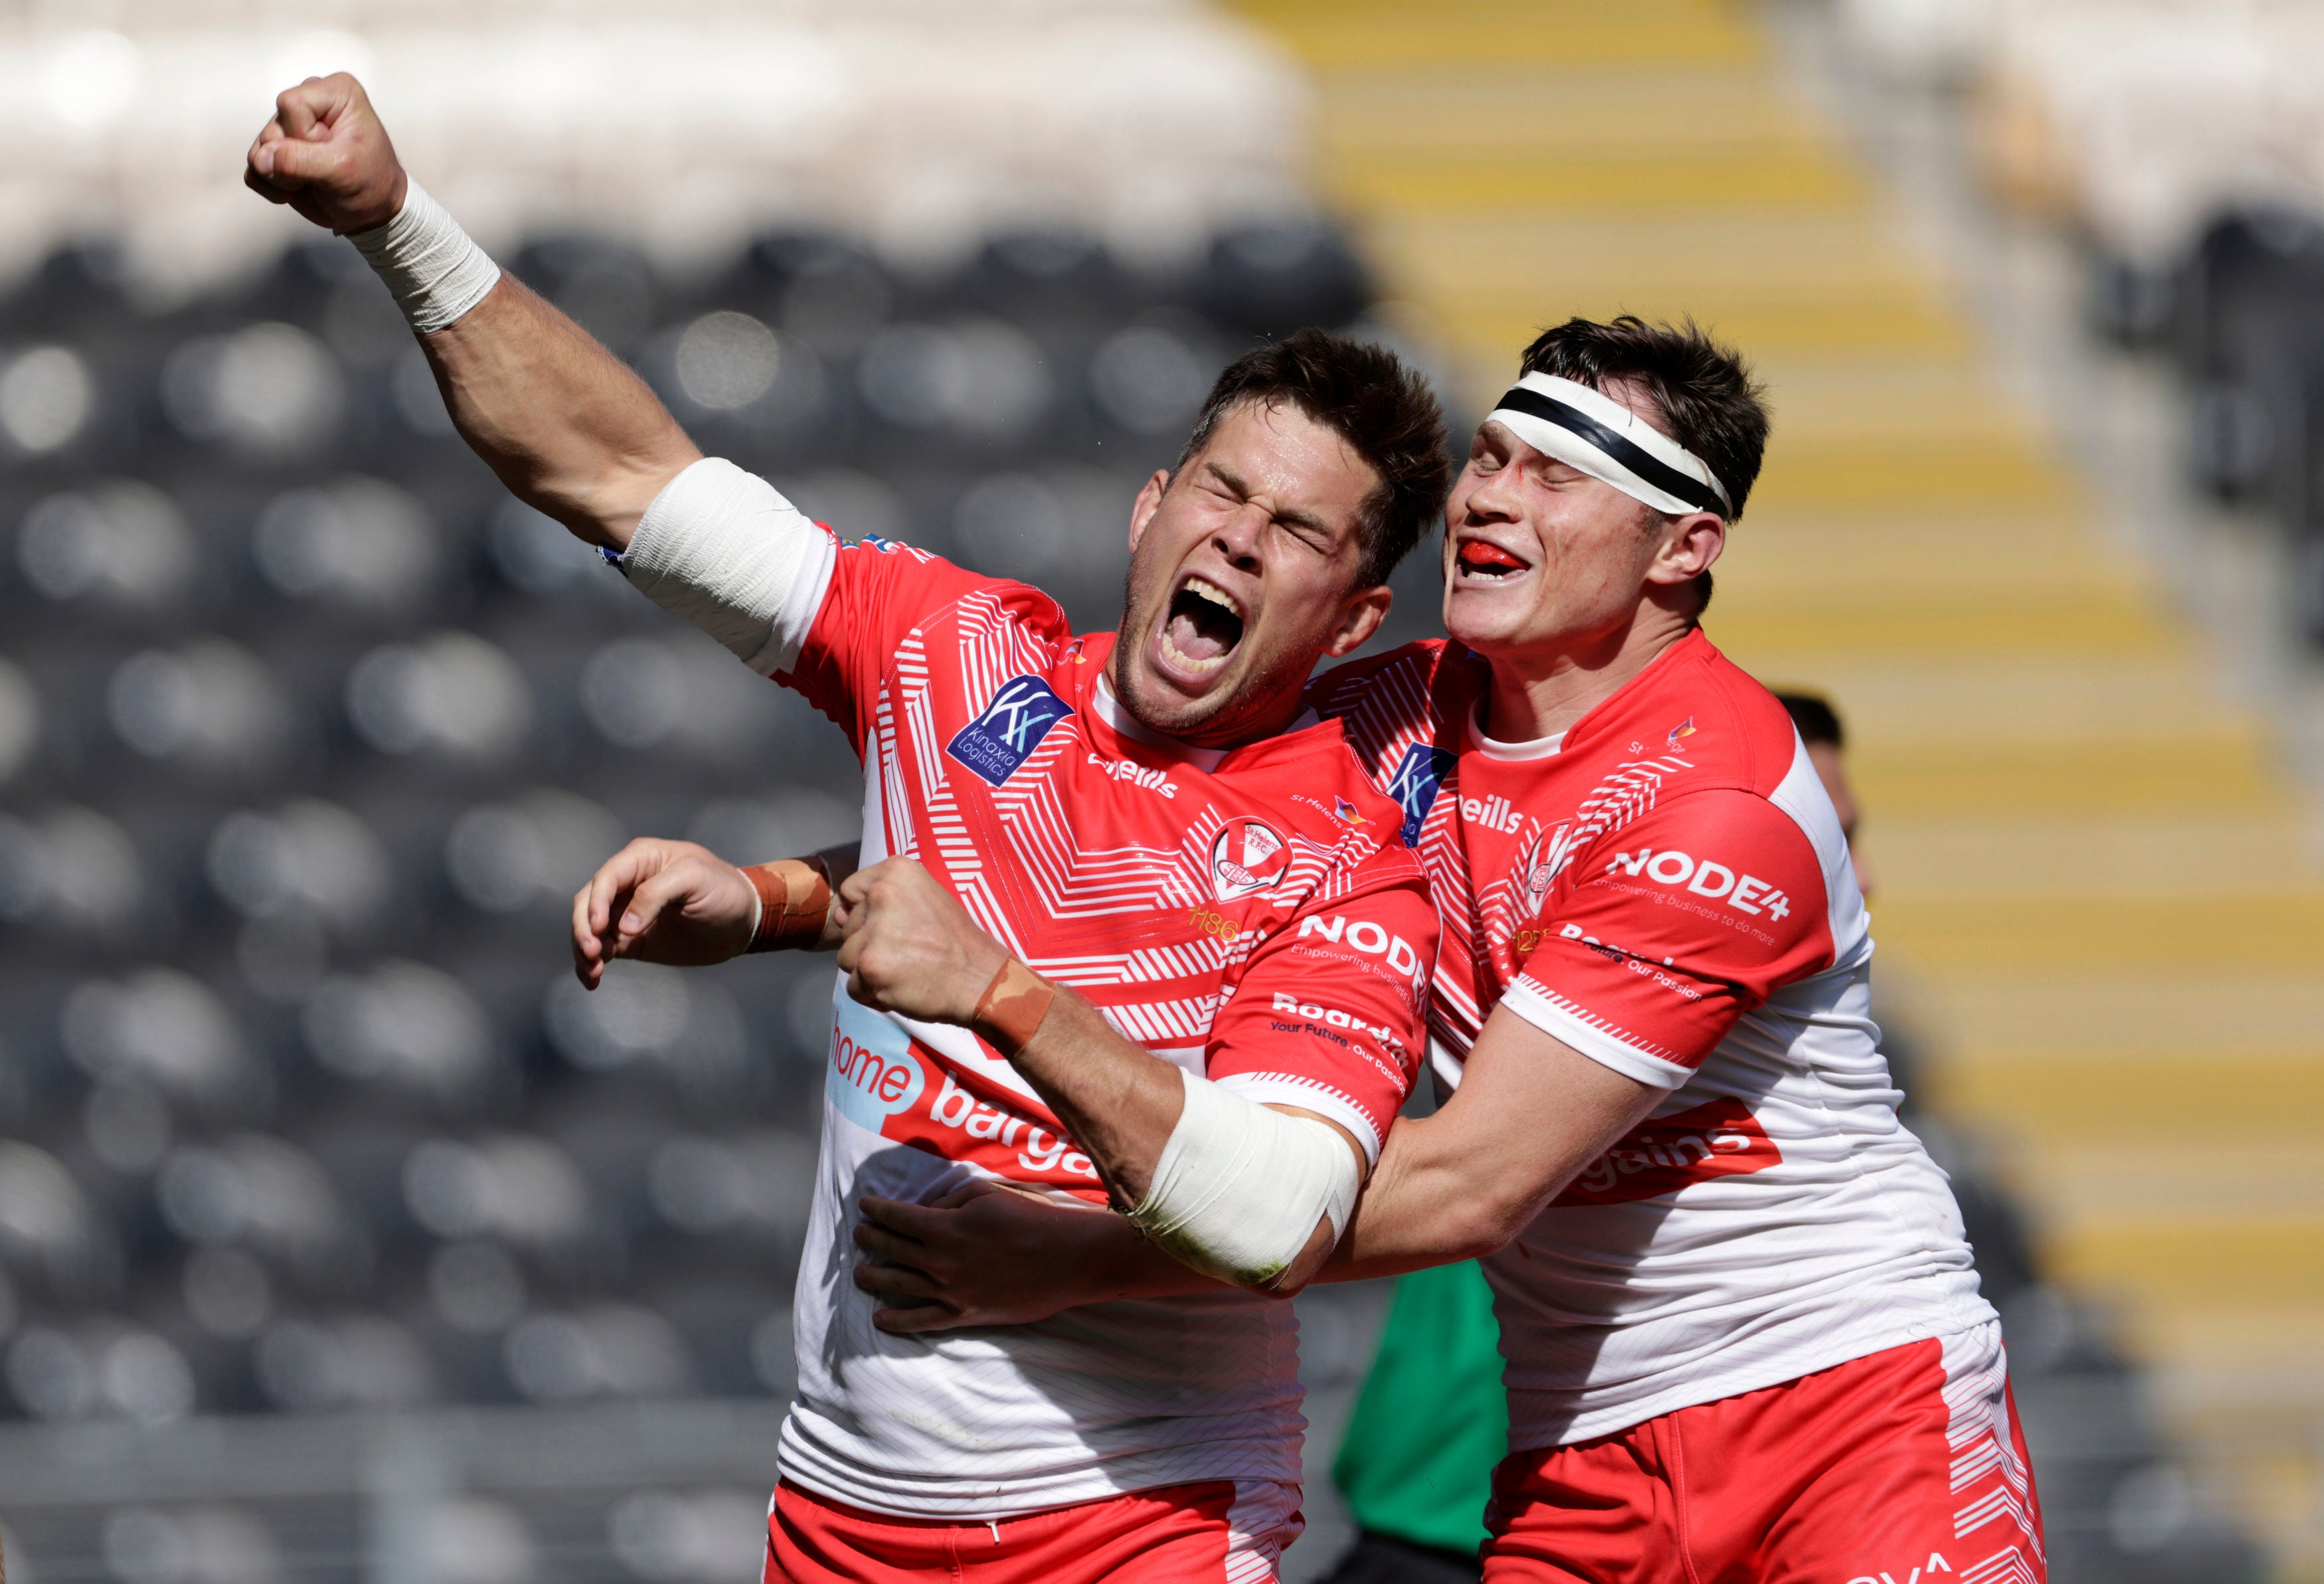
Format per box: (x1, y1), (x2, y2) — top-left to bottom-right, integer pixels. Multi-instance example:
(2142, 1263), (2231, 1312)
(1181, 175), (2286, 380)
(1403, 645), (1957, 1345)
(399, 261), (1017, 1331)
(1517, 315), (1769, 615)
(1177, 328), (1450, 590)
(1774, 690), (1844, 750)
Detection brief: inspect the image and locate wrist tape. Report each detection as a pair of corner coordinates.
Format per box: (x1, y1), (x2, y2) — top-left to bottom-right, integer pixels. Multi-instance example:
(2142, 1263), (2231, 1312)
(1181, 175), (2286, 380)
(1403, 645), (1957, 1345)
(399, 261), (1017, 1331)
(743, 857), (835, 953)
(346, 179), (502, 335)
(971, 958), (1054, 1055)
(1129, 1069), (1362, 1290)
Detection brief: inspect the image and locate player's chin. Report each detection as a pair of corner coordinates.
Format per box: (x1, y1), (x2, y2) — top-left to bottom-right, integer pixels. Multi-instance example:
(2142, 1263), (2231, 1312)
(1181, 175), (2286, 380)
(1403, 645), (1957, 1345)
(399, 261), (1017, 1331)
(1441, 584), (1535, 652)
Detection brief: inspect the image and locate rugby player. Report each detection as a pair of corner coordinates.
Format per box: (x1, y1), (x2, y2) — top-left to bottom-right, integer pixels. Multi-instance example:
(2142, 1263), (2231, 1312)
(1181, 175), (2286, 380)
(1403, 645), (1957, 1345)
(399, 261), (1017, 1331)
(851, 319), (2045, 1582)
(245, 72), (1452, 1584)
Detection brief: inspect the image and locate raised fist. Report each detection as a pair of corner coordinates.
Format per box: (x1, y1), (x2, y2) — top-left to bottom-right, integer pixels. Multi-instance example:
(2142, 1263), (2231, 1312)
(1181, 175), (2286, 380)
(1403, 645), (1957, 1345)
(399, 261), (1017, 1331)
(244, 72), (408, 234)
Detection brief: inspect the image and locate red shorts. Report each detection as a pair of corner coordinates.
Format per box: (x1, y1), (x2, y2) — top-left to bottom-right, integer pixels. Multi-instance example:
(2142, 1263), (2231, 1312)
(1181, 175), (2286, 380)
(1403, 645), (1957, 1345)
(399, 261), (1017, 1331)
(1485, 1326), (2044, 1584)
(764, 1476), (1303, 1584)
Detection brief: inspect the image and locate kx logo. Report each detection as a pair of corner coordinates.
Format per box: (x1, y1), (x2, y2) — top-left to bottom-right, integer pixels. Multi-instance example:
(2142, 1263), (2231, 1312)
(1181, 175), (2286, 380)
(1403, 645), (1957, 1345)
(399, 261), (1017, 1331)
(947, 675), (1074, 786)
(1385, 743), (1455, 847)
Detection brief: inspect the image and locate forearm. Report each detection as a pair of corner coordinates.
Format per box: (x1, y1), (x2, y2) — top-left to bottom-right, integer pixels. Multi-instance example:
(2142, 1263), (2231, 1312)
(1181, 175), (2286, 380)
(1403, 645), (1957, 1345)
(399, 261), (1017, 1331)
(993, 988), (1184, 1208)
(416, 274), (699, 549)
(1311, 1112), (1528, 1283)
(987, 980), (1345, 1294)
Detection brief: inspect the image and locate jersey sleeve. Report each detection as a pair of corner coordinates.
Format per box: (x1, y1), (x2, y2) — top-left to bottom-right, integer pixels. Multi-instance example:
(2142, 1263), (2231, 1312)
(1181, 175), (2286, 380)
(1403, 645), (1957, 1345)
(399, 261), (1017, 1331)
(1500, 790), (1835, 1089)
(1205, 846), (1438, 1163)
(776, 537), (996, 755)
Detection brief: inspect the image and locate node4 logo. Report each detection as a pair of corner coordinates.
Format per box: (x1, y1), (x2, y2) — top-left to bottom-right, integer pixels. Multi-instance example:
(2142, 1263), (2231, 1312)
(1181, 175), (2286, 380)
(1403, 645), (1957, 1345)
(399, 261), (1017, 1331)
(946, 674), (1074, 786)
(1384, 743), (1455, 847)
(1211, 816), (1290, 901)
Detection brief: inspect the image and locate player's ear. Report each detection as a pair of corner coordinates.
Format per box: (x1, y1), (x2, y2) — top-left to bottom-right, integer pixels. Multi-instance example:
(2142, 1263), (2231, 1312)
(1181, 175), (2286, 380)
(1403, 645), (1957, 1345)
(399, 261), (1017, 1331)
(1324, 584), (1393, 657)
(1126, 470), (1169, 553)
(1648, 511), (1724, 585)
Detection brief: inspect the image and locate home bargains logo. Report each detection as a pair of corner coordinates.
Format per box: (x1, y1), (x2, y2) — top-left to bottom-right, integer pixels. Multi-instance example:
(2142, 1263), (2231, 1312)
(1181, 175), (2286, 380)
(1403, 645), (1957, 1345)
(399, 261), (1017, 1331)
(946, 675), (1073, 786)
(1210, 817), (1290, 901)
(1384, 743), (1455, 847)
(1550, 1096), (1779, 1207)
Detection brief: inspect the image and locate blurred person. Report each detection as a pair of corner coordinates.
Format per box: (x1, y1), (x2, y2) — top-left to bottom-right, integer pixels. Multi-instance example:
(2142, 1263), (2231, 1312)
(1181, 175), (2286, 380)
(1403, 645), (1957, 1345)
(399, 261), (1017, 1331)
(246, 74), (1452, 1584)
(849, 319), (2042, 1583)
(1315, 689), (1875, 1584)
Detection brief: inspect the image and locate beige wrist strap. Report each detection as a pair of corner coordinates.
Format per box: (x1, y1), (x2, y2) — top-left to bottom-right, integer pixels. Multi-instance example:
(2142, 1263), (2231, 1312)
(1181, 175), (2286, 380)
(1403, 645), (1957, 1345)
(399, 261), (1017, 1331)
(971, 958), (1054, 1055)
(742, 856), (835, 952)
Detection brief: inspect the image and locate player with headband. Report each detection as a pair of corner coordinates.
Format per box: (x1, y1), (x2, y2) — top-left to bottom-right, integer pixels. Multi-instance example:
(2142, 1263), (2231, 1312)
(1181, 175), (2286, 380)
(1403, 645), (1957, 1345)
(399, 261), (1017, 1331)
(246, 73), (1452, 1584)
(853, 317), (2042, 1582)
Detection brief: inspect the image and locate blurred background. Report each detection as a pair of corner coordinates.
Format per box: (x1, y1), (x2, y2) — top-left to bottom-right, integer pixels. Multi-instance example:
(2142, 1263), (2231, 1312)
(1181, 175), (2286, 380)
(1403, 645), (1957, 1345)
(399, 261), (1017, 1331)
(0, 0), (2319, 1579)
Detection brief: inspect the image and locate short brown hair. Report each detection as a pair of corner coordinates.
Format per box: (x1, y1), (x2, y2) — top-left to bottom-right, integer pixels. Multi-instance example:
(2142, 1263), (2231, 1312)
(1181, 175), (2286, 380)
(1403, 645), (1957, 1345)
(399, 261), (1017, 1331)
(1177, 328), (1450, 590)
(1517, 315), (1769, 614)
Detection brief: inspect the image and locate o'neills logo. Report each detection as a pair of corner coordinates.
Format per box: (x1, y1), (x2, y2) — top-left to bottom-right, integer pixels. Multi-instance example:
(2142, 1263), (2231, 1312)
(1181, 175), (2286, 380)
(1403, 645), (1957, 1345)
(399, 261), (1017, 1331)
(1550, 1095), (1778, 1207)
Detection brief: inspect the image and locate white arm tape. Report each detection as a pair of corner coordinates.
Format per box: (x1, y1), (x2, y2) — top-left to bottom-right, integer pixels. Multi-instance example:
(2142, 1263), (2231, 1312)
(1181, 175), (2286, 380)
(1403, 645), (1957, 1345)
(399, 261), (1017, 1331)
(1129, 1068), (1362, 1289)
(621, 458), (837, 674)
(345, 180), (502, 335)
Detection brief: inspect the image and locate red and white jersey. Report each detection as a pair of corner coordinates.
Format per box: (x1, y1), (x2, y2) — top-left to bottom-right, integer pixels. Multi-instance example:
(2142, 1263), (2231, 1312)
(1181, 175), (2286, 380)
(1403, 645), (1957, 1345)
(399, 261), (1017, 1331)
(1310, 630), (1993, 1451)
(768, 533), (1434, 1517)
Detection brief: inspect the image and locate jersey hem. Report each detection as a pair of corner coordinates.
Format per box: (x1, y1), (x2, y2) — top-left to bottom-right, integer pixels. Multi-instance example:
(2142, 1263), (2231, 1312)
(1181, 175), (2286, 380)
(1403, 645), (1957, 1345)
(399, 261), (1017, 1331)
(1216, 1072), (1384, 1162)
(775, 1423), (1306, 1521)
(1502, 1304), (1999, 1455)
(1497, 980), (1693, 1089)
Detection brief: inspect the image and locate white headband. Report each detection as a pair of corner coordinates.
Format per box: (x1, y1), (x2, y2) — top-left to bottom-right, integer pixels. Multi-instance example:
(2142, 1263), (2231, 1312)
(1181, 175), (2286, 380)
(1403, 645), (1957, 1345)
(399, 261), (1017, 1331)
(1484, 372), (1733, 518)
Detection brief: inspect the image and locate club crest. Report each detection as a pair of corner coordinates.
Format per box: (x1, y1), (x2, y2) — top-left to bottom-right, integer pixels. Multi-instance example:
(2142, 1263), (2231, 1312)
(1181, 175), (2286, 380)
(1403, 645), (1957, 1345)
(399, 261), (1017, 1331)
(1210, 817), (1290, 901)
(1520, 821), (1579, 913)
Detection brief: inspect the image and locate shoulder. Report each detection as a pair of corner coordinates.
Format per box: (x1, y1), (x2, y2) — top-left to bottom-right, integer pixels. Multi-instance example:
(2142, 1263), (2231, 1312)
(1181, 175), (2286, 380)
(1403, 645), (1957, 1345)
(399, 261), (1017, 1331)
(1305, 638), (1453, 719)
(1639, 633), (1801, 798)
(839, 536), (1072, 648)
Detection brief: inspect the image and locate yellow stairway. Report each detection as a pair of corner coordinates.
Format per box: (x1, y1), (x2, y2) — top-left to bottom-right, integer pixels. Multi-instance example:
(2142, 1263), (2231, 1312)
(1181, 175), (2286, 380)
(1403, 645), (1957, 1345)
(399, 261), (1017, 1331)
(1232, 0), (2324, 1570)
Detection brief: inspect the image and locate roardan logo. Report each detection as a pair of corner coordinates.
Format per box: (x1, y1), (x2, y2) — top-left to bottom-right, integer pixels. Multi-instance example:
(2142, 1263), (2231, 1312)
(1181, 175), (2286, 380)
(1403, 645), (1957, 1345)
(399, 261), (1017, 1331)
(1210, 817), (1290, 901)
(946, 675), (1074, 787)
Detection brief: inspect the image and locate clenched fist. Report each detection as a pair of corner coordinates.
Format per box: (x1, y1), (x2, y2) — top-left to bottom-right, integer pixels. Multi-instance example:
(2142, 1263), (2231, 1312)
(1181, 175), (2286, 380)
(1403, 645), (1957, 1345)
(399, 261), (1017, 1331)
(570, 838), (759, 989)
(835, 859), (1010, 1026)
(244, 72), (407, 234)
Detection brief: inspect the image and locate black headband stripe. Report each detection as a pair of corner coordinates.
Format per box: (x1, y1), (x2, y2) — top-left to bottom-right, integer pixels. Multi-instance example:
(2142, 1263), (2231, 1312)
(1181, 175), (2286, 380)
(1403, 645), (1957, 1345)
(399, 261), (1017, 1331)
(1493, 386), (1730, 516)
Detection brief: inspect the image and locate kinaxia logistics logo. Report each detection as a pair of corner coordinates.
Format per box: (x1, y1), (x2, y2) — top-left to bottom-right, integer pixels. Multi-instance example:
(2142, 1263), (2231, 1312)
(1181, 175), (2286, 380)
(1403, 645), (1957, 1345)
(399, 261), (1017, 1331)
(946, 674), (1074, 787)
(1211, 817), (1290, 901)
(1384, 743), (1454, 847)
(1605, 846), (1791, 921)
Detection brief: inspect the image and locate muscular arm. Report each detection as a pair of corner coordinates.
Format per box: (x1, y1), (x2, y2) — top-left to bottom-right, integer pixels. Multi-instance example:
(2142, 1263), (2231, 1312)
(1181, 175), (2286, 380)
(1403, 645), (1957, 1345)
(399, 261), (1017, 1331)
(835, 858), (1363, 1292)
(853, 1003), (1660, 1329)
(415, 276), (698, 549)
(1322, 1006), (1661, 1279)
(246, 73), (697, 548)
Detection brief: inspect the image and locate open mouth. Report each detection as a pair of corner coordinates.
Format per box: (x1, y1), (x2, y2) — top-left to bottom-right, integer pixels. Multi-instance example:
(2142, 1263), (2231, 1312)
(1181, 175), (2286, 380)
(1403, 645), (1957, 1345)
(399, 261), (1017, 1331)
(1455, 538), (1529, 580)
(1159, 575), (1246, 675)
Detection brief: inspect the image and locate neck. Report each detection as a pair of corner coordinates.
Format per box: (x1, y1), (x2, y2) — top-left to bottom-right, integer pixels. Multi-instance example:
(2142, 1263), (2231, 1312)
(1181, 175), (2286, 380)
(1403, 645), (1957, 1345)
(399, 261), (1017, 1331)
(1477, 604), (1695, 744)
(1103, 648), (1307, 750)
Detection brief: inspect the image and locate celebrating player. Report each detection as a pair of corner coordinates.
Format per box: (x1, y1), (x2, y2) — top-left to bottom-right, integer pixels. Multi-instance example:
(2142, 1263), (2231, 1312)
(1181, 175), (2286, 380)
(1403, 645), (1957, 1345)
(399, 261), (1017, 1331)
(246, 72), (1451, 1584)
(853, 318), (2045, 1583)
